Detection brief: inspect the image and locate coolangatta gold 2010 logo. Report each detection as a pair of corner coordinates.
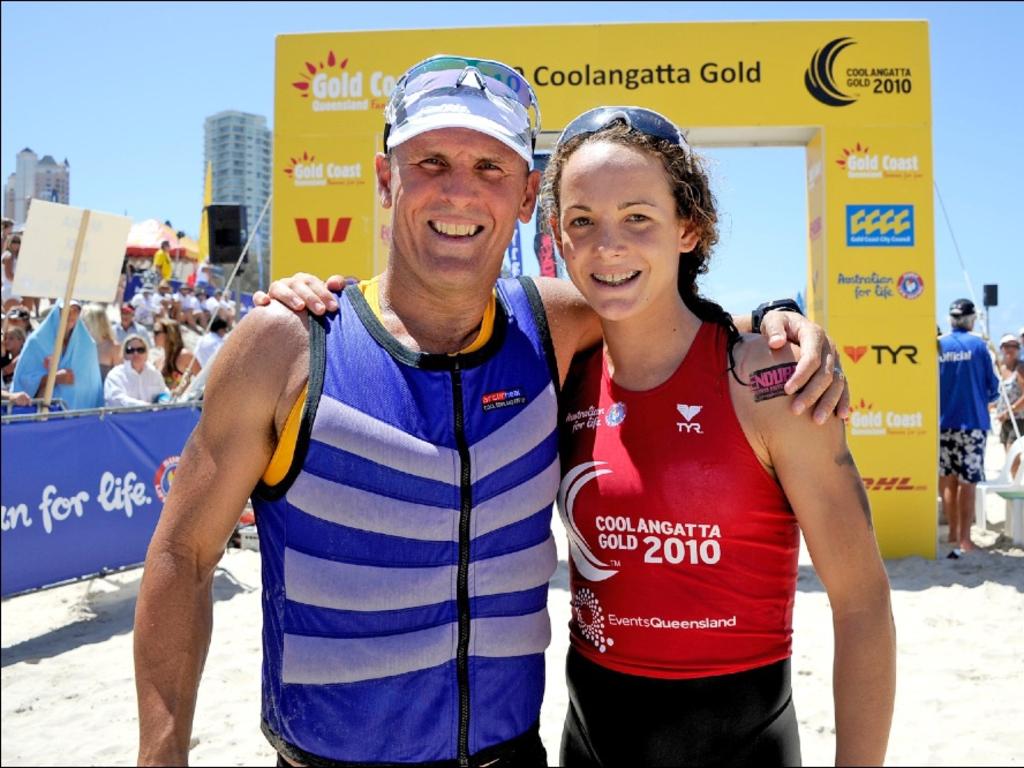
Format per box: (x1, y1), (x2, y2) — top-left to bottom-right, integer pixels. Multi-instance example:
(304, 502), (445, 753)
(290, 50), (397, 112)
(805, 37), (914, 107)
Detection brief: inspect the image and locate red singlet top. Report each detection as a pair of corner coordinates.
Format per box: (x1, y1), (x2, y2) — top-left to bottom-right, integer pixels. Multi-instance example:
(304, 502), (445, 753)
(558, 323), (799, 680)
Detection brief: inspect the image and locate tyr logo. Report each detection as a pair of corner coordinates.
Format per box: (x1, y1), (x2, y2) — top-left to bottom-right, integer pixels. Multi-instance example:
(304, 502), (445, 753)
(871, 344), (918, 364)
(844, 346), (868, 363)
(676, 404), (704, 434)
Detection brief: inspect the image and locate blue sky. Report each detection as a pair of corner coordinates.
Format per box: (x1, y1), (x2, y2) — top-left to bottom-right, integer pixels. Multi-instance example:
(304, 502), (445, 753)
(1, 1), (1020, 337)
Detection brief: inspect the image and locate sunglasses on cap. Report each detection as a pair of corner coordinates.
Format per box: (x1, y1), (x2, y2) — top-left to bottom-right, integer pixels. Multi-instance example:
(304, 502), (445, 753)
(125, 346), (147, 355)
(556, 106), (689, 151)
(384, 55), (541, 151)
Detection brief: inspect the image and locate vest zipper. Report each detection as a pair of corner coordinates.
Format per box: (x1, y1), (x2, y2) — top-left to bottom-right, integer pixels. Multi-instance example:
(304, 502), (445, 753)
(452, 360), (473, 767)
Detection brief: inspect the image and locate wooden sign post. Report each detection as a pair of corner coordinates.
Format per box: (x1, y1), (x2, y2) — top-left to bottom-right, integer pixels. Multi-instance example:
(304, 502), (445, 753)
(40, 210), (91, 410)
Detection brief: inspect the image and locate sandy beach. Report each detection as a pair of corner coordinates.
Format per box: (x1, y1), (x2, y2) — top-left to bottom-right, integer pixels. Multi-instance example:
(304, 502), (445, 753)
(2, 435), (1021, 766)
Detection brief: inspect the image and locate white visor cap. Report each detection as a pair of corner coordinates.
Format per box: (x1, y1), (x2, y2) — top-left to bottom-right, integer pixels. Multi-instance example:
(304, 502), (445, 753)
(385, 81), (535, 169)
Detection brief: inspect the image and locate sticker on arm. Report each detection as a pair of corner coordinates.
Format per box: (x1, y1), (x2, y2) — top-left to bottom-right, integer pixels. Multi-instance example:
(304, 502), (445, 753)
(749, 363), (798, 402)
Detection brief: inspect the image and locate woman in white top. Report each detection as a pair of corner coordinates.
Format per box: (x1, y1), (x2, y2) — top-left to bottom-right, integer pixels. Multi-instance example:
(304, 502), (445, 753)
(104, 334), (169, 407)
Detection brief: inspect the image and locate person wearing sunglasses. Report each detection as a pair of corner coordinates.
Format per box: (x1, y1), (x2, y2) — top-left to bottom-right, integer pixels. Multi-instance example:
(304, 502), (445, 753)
(136, 55), (849, 768)
(103, 334), (168, 407)
(539, 107), (894, 766)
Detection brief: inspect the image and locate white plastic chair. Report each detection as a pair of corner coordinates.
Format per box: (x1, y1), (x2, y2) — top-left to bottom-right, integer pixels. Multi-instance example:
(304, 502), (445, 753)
(975, 436), (1024, 542)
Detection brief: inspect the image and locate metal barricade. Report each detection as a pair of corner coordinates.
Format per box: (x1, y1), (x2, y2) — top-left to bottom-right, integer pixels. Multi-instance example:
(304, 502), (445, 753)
(2, 398), (202, 423)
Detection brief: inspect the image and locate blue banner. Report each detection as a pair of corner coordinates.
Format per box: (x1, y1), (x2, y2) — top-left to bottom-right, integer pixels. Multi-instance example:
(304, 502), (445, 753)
(1, 406), (201, 596)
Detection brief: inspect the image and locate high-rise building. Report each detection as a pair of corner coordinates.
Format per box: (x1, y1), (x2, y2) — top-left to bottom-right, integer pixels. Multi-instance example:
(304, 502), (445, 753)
(3, 147), (71, 226)
(203, 111), (272, 257)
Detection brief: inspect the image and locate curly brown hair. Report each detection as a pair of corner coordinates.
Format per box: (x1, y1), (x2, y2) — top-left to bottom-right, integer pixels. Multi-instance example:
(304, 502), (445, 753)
(541, 118), (742, 373)
(542, 120), (719, 282)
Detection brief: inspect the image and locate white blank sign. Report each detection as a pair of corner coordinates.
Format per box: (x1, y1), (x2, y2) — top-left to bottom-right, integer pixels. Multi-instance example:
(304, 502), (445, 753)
(13, 200), (132, 303)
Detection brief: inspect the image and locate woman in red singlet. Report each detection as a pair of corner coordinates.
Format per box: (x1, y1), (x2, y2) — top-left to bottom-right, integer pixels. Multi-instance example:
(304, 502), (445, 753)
(542, 108), (895, 767)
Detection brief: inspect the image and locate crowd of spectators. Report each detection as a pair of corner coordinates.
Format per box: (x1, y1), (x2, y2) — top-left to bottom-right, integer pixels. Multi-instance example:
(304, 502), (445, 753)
(1, 219), (243, 410)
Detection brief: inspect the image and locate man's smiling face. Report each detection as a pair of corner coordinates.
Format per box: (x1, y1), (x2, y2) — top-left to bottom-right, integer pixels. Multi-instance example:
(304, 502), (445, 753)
(377, 127), (539, 292)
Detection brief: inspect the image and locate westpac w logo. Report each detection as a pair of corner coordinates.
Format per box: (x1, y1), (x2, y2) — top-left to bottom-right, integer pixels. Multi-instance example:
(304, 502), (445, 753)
(846, 205), (914, 247)
(294, 217), (352, 244)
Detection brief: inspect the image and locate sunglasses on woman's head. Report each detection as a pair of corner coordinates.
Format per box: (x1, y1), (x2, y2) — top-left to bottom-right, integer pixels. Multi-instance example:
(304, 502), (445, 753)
(556, 106), (689, 151)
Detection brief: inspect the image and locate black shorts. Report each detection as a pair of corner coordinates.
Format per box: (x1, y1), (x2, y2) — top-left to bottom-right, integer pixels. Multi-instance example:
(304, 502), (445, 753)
(561, 648), (801, 767)
(273, 723), (546, 767)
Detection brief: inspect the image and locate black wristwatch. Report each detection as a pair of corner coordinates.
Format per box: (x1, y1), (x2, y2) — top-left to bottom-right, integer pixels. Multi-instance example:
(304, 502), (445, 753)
(751, 298), (804, 335)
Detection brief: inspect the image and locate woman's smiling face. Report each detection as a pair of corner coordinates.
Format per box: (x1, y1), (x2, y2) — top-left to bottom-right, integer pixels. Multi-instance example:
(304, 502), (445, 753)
(555, 140), (697, 324)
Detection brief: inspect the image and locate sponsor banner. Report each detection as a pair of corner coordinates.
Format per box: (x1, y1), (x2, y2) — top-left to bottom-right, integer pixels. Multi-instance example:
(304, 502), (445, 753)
(824, 123), (934, 322)
(833, 314), (937, 412)
(275, 22), (930, 137)
(273, 133), (376, 281)
(275, 22), (931, 280)
(829, 314), (937, 558)
(1, 407), (201, 596)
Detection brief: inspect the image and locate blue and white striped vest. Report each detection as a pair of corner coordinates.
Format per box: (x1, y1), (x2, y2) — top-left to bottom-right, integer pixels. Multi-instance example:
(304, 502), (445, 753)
(252, 277), (560, 766)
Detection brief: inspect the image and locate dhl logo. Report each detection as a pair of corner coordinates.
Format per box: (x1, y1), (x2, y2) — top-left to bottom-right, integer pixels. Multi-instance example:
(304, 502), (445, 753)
(849, 207), (911, 236)
(862, 477), (923, 491)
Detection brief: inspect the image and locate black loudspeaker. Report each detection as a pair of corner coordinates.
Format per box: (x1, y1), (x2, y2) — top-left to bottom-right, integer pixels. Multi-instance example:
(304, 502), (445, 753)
(206, 204), (248, 264)
(983, 284), (998, 308)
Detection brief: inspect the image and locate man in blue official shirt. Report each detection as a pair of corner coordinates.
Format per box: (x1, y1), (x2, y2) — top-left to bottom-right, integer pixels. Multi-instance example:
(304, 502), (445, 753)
(938, 298), (1000, 555)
